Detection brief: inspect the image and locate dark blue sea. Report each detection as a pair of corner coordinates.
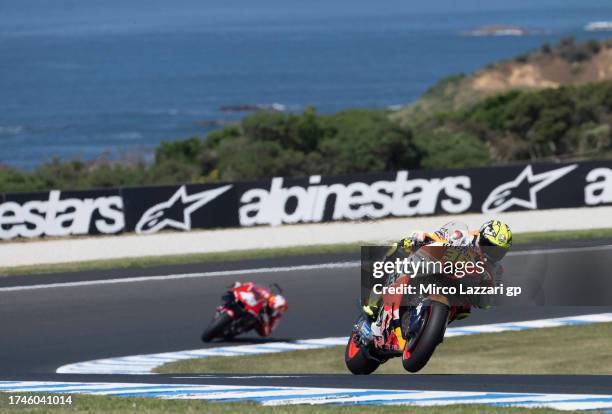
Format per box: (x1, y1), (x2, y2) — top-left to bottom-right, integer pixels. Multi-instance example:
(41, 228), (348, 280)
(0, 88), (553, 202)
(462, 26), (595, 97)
(1, 0), (612, 169)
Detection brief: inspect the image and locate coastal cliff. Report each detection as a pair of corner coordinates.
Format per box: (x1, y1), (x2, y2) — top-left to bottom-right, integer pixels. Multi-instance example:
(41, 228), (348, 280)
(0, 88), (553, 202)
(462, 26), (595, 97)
(393, 38), (612, 127)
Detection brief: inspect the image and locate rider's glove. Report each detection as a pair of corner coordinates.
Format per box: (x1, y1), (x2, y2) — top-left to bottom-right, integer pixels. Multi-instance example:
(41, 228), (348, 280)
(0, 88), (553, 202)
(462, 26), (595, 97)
(400, 231), (428, 252)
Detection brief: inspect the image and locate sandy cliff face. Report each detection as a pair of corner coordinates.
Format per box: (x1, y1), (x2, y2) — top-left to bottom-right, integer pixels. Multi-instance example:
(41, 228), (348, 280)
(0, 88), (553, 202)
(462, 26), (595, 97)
(471, 48), (612, 92)
(393, 43), (612, 126)
(472, 63), (559, 90)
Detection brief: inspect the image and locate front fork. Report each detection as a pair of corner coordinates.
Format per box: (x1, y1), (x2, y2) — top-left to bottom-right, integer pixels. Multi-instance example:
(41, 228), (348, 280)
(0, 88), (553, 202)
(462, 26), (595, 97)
(356, 296), (452, 359)
(216, 305), (236, 319)
(403, 296), (451, 350)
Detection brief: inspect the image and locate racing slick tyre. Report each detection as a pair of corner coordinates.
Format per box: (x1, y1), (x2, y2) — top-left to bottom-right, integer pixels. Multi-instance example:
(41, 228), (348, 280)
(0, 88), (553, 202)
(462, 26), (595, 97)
(345, 332), (380, 375)
(201, 312), (233, 342)
(401, 301), (449, 373)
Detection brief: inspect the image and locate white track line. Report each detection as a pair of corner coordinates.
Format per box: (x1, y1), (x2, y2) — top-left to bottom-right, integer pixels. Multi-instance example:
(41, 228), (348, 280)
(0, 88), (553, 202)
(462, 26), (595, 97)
(2, 244), (611, 293)
(505, 244), (612, 256)
(0, 261), (358, 292)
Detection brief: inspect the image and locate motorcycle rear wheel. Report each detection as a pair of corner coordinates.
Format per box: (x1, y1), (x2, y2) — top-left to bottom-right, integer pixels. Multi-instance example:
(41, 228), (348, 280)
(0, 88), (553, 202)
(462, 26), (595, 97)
(201, 312), (233, 342)
(401, 301), (449, 373)
(345, 332), (380, 375)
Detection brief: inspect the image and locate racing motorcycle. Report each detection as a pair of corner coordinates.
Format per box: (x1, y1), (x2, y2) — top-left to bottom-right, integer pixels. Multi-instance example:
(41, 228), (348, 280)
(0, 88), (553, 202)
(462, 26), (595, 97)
(345, 295), (459, 374)
(201, 282), (283, 342)
(345, 222), (491, 374)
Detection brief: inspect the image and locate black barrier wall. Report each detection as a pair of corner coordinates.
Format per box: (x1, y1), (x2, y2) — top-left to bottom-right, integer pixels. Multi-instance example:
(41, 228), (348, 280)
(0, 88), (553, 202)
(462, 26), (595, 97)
(1, 160), (611, 239)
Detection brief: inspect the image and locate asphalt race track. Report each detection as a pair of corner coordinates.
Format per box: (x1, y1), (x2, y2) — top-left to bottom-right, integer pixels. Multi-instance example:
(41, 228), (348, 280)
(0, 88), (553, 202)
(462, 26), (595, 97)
(1, 238), (611, 395)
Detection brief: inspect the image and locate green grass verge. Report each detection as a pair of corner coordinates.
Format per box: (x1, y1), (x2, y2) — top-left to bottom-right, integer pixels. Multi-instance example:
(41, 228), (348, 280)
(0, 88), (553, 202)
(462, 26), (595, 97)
(0, 393), (585, 414)
(2, 227), (612, 277)
(156, 323), (612, 375)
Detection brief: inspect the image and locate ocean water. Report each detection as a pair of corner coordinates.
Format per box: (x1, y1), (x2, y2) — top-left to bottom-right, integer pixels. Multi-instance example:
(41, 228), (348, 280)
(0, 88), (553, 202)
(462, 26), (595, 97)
(1, 0), (612, 169)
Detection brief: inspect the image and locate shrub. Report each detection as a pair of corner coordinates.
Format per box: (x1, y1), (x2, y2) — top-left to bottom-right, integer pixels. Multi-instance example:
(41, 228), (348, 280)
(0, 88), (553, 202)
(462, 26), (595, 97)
(416, 130), (490, 169)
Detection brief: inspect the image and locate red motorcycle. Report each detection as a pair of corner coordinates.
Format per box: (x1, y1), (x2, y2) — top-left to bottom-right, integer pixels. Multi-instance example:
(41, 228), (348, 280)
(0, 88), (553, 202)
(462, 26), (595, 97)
(201, 282), (286, 342)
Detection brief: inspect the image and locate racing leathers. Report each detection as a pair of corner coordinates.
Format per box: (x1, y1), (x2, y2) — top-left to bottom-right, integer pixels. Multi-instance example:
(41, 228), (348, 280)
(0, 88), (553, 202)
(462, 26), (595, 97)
(249, 284), (288, 337)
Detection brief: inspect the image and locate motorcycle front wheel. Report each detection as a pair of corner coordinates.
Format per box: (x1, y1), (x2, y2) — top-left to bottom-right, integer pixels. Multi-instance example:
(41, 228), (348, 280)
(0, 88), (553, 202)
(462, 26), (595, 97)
(401, 301), (449, 373)
(201, 312), (233, 342)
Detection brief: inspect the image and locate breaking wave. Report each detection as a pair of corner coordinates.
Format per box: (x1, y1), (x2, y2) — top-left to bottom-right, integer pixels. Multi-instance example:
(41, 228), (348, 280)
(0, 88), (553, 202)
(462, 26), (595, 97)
(0, 125), (24, 136)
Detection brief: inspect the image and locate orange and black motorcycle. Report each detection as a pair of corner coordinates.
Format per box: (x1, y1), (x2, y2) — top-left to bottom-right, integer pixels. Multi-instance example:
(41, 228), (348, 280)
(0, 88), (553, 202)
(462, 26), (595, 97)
(345, 294), (460, 374)
(345, 222), (492, 374)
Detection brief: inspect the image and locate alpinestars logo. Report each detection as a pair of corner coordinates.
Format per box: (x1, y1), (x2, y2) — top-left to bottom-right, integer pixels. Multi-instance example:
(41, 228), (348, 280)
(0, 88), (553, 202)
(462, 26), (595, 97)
(135, 185), (232, 234)
(482, 164), (577, 213)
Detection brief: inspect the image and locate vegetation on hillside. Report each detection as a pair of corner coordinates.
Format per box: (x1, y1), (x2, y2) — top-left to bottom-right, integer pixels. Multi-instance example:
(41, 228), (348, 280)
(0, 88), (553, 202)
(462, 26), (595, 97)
(0, 108), (422, 192)
(392, 37), (612, 126)
(423, 81), (612, 162)
(1, 38), (611, 193)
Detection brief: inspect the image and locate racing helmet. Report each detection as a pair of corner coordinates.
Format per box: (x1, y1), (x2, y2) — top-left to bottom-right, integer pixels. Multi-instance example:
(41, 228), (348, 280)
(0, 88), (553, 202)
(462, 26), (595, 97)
(478, 220), (512, 261)
(268, 294), (288, 313)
